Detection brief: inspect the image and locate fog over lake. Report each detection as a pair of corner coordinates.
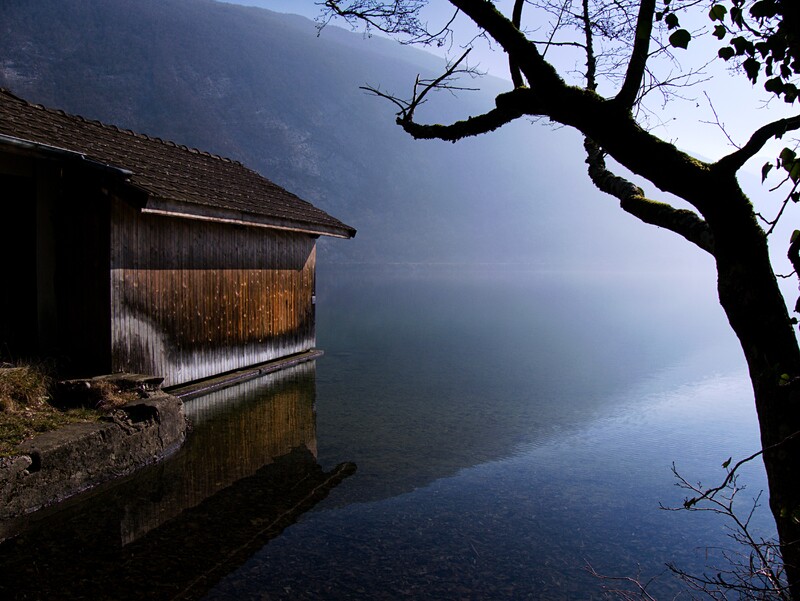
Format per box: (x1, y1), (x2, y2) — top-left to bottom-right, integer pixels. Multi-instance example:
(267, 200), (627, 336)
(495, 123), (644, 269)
(0, 266), (773, 600)
(210, 266), (773, 599)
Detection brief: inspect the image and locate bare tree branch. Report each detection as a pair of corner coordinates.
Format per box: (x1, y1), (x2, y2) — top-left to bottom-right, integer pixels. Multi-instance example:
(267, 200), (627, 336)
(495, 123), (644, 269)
(361, 48), (479, 124)
(717, 114), (800, 174)
(581, 0), (598, 91)
(614, 0), (656, 107)
(700, 91), (741, 151)
(411, 49), (473, 111)
(320, 0), (460, 49)
(584, 138), (715, 254)
(759, 180), (800, 236)
(448, 0), (565, 90)
(665, 464), (791, 600)
(528, 39), (587, 49)
(537, 0), (575, 61)
(359, 85), (415, 114)
(398, 88), (532, 140)
(509, 0), (525, 88)
(320, 0), (427, 39)
(585, 564), (661, 601)
(680, 429), (800, 514)
(424, 7), (460, 48)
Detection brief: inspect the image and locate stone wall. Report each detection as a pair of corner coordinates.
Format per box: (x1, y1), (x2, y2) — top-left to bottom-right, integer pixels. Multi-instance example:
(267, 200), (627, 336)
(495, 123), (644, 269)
(0, 393), (186, 529)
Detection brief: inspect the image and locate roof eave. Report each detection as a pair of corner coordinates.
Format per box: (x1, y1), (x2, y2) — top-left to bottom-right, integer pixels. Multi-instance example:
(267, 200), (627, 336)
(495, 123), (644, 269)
(141, 196), (356, 239)
(0, 133), (134, 178)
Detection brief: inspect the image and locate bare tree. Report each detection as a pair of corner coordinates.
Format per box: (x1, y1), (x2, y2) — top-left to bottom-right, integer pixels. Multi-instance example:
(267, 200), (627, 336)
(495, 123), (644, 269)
(319, 0), (800, 596)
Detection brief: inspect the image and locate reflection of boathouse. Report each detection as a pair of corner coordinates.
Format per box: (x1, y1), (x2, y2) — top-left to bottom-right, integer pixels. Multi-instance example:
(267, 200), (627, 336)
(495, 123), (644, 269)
(123, 362), (325, 542)
(0, 362), (356, 600)
(0, 89), (355, 385)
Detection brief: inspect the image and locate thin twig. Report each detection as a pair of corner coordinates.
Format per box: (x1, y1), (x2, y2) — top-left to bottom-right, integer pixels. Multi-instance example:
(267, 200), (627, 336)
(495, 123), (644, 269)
(683, 429), (800, 509)
(701, 91), (741, 150)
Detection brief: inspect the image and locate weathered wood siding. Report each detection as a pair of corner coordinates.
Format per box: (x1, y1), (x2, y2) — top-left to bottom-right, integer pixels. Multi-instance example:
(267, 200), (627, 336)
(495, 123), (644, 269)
(110, 198), (317, 387)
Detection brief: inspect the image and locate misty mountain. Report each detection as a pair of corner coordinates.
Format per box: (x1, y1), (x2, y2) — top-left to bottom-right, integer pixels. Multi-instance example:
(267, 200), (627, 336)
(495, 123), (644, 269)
(0, 0), (704, 270)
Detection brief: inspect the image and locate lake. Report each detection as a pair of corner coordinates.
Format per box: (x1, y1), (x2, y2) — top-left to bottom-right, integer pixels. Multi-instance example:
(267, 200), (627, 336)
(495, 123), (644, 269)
(0, 266), (775, 599)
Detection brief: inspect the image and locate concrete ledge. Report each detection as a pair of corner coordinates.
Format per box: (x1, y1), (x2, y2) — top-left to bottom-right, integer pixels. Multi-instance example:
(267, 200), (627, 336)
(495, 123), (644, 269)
(0, 393), (186, 524)
(168, 349), (323, 400)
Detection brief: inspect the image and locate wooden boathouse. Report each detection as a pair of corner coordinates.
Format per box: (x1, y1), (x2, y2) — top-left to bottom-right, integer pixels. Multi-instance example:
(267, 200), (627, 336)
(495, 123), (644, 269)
(0, 89), (355, 387)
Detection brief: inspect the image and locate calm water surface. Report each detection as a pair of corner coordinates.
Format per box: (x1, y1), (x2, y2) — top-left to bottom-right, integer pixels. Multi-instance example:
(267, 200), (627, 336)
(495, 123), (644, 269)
(0, 267), (773, 600)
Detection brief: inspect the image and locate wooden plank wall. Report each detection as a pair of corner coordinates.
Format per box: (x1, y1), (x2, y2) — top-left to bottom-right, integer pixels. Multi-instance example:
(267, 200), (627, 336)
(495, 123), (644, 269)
(110, 198), (317, 386)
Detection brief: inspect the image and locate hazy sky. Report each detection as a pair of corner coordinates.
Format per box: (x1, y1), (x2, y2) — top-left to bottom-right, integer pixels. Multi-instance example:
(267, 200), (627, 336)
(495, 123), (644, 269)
(217, 1), (795, 171)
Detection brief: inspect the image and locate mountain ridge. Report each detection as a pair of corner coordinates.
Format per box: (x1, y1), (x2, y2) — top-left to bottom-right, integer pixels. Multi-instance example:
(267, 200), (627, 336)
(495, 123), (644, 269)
(0, 0), (702, 270)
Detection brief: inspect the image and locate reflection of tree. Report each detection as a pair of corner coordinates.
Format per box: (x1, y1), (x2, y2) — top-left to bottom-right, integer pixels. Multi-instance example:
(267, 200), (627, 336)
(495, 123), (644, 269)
(0, 362), (356, 600)
(318, 1), (800, 594)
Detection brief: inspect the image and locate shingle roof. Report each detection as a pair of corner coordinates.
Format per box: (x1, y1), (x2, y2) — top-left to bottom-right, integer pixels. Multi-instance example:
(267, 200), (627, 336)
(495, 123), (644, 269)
(0, 89), (355, 238)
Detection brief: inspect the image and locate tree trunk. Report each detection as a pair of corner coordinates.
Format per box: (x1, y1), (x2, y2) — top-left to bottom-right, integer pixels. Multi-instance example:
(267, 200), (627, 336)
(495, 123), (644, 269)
(710, 188), (800, 597)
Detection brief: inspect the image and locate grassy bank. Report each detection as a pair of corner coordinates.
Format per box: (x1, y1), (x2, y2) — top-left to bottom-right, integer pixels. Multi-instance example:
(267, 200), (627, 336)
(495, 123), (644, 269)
(0, 365), (99, 457)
